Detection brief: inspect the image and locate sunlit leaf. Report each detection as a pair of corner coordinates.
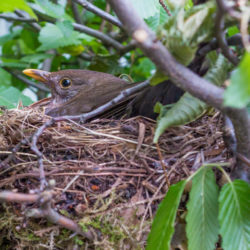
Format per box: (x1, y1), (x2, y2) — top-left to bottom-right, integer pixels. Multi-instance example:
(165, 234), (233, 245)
(0, 87), (33, 109)
(186, 167), (219, 250)
(224, 52), (250, 108)
(38, 21), (83, 51)
(154, 54), (230, 142)
(219, 180), (250, 250)
(129, 0), (160, 19)
(0, 0), (37, 18)
(147, 180), (186, 250)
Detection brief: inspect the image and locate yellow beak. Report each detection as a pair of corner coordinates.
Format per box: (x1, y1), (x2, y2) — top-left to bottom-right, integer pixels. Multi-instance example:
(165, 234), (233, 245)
(23, 69), (51, 83)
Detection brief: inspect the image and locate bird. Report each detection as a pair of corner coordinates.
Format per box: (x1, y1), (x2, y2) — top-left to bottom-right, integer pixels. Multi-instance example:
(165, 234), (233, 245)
(23, 69), (184, 118)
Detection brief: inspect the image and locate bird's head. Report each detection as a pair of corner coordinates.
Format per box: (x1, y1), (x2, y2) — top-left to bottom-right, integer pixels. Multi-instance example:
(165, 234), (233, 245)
(23, 69), (92, 107)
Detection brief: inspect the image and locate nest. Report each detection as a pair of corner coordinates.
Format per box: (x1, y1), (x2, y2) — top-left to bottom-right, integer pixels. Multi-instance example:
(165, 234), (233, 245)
(0, 107), (231, 249)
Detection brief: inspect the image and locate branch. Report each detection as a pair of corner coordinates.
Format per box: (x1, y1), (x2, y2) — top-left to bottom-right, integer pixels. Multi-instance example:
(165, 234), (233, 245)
(73, 23), (124, 50)
(74, 0), (123, 29)
(215, 0), (239, 65)
(108, 0), (250, 175)
(198, 34), (246, 56)
(0, 13), (36, 22)
(4, 68), (49, 92)
(108, 0), (224, 110)
(72, 0), (83, 24)
(0, 189), (94, 240)
(15, 10), (41, 31)
(159, 0), (171, 16)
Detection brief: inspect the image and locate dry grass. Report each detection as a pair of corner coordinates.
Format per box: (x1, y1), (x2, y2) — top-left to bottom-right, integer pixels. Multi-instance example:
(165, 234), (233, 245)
(0, 107), (232, 249)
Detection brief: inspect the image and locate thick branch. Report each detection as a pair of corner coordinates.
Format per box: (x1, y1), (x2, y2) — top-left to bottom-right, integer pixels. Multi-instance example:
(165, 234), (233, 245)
(108, 0), (250, 166)
(108, 0), (224, 110)
(74, 0), (123, 29)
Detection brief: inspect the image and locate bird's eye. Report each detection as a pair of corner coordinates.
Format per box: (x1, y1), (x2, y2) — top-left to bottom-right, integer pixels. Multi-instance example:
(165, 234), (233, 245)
(59, 78), (72, 89)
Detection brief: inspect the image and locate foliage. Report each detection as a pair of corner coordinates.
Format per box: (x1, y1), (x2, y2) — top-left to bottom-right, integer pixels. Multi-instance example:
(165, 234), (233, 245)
(224, 52), (250, 108)
(154, 53), (231, 142)
(147, 165), (250, 250)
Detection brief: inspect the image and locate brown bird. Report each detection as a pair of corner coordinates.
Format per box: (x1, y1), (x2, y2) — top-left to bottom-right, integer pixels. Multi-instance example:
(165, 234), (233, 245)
(23, 69), (183, 118)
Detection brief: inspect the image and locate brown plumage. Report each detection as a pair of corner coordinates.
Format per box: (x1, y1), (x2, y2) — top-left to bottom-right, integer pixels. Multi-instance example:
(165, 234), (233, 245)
(23, 69), (183, 118)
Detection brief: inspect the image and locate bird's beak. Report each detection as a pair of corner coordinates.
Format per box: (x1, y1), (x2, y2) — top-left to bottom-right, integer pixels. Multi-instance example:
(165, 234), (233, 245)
(23, 69), (51, 84)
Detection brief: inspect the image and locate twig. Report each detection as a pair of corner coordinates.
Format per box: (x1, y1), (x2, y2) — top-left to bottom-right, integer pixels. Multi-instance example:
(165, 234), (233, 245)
(74, 0), (123, 29)
(198, 34), (246, 56)
(31, 119), (55, 190)
(216, 0), (242, 20)
(30, 80), (149, 189)
(0, 13), (36, 22)
(15, 10), (41, 31)
(108, 0), (250, 174)
(3, 68), (49, 92)
(53, 79), (150, 122)
(42, 50), (56, 72)
(159, 0), (171, 16)
(156, 143), (170, 187)
(0, 189), (94, 240)
(73, 23), (124, 50)
(72, 0), (83, 24)
(215, 0), (239, 65)
(0, 138), (29, 169)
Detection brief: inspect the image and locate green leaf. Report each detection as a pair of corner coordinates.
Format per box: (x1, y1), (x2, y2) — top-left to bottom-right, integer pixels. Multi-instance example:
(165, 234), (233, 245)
(224, 52), (250, 108)
(0, 58), (29, 69)
(150, 70), (169, 86)
(0, 87), (33, 109)
(186, 168), (219, 250)
(165, 0), (187, 11)
(0, 68), (12, 91)
(185, 0), (193, 10)
(0, 29), (22, 46)
(154, 54), (231, 142)
(154, 93), (207, 143)
(219, 180), (250, 250)
(0, 0), (37, 19)
(227, 26), (240, 37)
(129, 0), (161, 19)
(146, 7), (169, 31)
(34, 0), (72, 21)
(21, 53), (53, 64)
(38, 21), (83, 51)
(147, 180), (186, 250)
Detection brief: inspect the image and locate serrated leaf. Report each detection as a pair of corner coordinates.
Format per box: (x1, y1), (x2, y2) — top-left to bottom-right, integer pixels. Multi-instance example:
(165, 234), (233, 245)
(34, 0), (72, 21)
(154, 54), (231, 142)
(0, 0), (37, 19)
(219, 180), (250, 250)
(147, 180), (186, 250)
(38, 21), (83, 51)
(159, 2), (215, 65)
(154, 93), (207, 142)
(224, 52), (250, 108)
(129, 0), (160, 19)
(0, 87), (33, 109)
(186, 167), (219, 250)
(146, 7), (170, 31)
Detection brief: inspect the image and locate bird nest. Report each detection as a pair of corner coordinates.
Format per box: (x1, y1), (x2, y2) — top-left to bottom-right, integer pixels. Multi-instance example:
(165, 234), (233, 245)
(0, 106), (231, 249)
